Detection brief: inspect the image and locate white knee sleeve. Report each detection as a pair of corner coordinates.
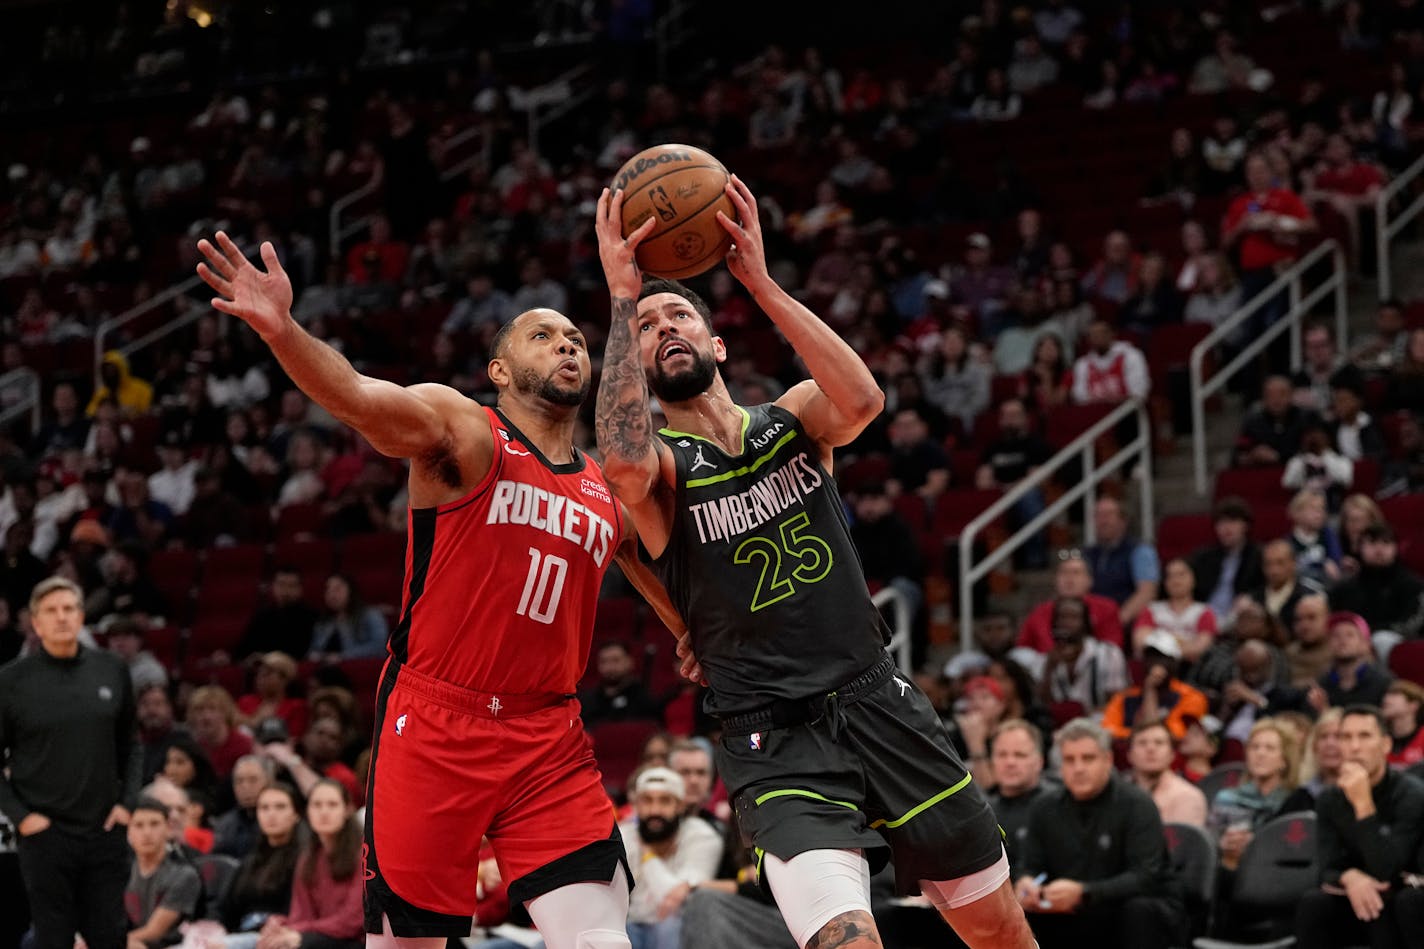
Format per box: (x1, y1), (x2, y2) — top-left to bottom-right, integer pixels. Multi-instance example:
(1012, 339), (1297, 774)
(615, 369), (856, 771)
(762, 848), (873, 949)
(920, 846), (1011, 910)
(527, 869), (631, 949)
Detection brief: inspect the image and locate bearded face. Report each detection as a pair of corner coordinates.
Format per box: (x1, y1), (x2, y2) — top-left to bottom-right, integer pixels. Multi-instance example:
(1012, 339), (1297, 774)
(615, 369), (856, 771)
(646, 341), (718, 404)
(511, 362), (588, 406)
(636, 812), (681, 844)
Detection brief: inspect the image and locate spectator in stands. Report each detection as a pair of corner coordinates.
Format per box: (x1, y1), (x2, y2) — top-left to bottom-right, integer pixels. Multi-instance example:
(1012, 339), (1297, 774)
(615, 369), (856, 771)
(1284, 707), (1344, 813)
(1291, 491), (1345, 583)
(1211, 718), (1301, 872)
(219, 782), (302, 935)
(143, 776), (205, 858)
(187, 684), (254, 782)
(106, 471), (174, 549)
(1127, 720), (1208, 827)
(1215, 639), (1315, 744)
(619, 767), (723, 949)
(580, 641), (661, 727)
(1222, 151), (1316, 336)
(1235, 375), (1319, 467)
(1385, 329), (1424, 416)
(1293, 322), (1350, 418)
(146, 428), (199, 517)
(1018, 331), (1071, 413)
(1384, 681), (1424, 769)
(309, 574), (387, 661)
(234, 566), (318, 662)
(1303, 133), (1387, 269)
(1133, 557), (1217, 663)
(1080, 232), (1140, 305)
(1084, 496), (1160, 628)
(1103, 630), (1208, 741)
(263, 716), (361, 804)
(1352, 298), (1410, 374)
(1016, 717), (1185, 949)
(1008, 34), (1058, 94)
(86, 351), (153, 419)
(976, 397), (1051, 569)
(1190, 31), (1261, 94)
(1033, 596), (1129, 715)
(136, 683), (183, 784)
(1330, 524), (1424, 648)
(441, 271), (516, 335)
(1118, 253), (1183, 339)
(123, 796), (202, 947)
(255, 778), (364, 949)
(87, 541), (167, 626)
(237, 651), (308, 737)
(1288, 593), (1334, 687)
(206, 339), (271, 411)
(107, 617), (168, 692)
(948, 674), (1015, 787)
(918, 324), (989, 435)
(1318, 612), (1392, 709)
(160, 730), (218, 813)
(343, 214), (408, 286)
(1254, 538), (1324, 633)
(885, 406), (950, 502)
(1329, 375), (1387, 464)
(2, 517), (48, 611)
(1191, 598), (1291, 707)
(186, 465), (248, 547)
(1283, 427), (1353, 511)
(987, 719), (1047, 875)
(1295, 705), (1424, 949)
(277, 430), (326, 509)
(970, 67), (1022, 121)
(213, 755), (272, 860)
(1145, 129), (1206, 206)
(849, 483), (924, 651)
(787, 180), (852, 245)
(1191, 497), (1266, 622)
(669, 740), (721, 830)
(509, 255), (568, 315)
(1069, 319), (1150, 405)
(1018, 553), (1125, 653)
(35, 382), (90, 455)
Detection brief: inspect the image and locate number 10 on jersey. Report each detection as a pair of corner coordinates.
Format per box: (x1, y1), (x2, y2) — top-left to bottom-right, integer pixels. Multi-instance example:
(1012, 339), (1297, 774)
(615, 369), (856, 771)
(516, 547), (568, 624)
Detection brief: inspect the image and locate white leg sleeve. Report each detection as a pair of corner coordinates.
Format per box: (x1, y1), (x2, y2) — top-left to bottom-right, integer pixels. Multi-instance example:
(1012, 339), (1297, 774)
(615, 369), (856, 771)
(761, 849), (873, 949)
(525, 868), (632, 949)
(919, 846), (1011, 911)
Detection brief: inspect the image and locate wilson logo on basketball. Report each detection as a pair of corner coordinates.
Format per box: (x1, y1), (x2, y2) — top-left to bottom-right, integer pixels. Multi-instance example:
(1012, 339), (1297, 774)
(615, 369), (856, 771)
(613, 150), (692, 191)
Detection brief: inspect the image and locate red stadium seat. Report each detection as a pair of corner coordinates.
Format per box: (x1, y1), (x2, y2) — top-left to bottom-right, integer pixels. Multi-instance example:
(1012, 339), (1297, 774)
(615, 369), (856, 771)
(275, 503), (327, 542)
(338, 532), (407, 572)
(1390, 642), (1424, 687)
(204, 543), (266, 580)
(1042, 403), (1114, 451)
(588, 719), (663, 799)
(1213, 466), (1292, 509)
(1156, 514), (1215, 563)
(274, 538), (337, 575)
(930, 489), (1004, 541)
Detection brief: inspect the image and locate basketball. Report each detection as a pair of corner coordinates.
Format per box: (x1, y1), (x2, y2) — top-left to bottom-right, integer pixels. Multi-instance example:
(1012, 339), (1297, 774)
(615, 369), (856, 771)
(613, 143), (736, 280)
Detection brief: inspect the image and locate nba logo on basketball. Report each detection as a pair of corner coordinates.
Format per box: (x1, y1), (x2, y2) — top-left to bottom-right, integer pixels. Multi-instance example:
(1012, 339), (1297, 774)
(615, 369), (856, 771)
(749, 732), (762, 750)
(650, 185), (677, 222)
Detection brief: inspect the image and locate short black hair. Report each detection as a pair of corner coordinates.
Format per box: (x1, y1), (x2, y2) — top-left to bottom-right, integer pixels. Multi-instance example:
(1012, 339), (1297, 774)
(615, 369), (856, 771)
(490, 311), (525, 361)
(1361, 522), (1396, 543)
(597, 640), (632, 656)
(638, 278), (712, 326)
(131, 796), (169, 820)
(1212, 495), (1253, 524)
(1340, 704), (1388, 735)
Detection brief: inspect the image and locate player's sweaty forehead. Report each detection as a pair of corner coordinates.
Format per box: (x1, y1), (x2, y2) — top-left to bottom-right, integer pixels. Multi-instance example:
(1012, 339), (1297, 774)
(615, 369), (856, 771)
(636, 292), (698, 324)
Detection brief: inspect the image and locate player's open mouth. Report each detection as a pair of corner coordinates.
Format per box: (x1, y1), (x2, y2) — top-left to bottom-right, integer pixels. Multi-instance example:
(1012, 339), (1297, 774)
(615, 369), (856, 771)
(659, 340), (691, 362)
(556, 359), (580, 377)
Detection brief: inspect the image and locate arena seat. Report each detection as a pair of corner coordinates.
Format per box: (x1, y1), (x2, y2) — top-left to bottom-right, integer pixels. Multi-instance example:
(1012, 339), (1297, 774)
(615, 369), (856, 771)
(1213, 466), (1292, 509)
(1165, 822), (1217, 940)
(588, 719), (663, 800)
(1195, 761), (1245, 807)
(1156, 513), (1214, 563)
(1389, 641), (1424, 687)
(1193, 812), (1318, 949)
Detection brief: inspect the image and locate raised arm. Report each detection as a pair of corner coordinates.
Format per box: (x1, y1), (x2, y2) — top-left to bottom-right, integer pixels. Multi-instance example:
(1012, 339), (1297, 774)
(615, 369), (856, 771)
(715, 176), (883, 447)
(593, 189), (665, 504)
(197, 233), (466, 461)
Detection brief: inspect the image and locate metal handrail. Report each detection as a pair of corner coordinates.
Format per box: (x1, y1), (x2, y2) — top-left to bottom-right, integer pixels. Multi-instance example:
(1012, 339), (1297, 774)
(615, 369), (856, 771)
(957, 398), (1154, 653)
(437, 123), (491, 184)
(1189, 240), (1347, 494)
(872, 586), (913, 677)
(1375, 152), (1424, 300)
(0, 368), (42, 434)
(327, 174), (382, 261)
(510, 62), (596, 153)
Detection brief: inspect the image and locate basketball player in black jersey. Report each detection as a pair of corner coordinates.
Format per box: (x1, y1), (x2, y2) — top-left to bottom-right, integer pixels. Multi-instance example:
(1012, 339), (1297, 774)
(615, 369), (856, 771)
(593, 178), (1036, 949)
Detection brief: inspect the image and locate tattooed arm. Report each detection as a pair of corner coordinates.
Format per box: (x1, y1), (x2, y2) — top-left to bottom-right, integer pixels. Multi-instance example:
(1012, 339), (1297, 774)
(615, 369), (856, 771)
(592, 188), (681, 557)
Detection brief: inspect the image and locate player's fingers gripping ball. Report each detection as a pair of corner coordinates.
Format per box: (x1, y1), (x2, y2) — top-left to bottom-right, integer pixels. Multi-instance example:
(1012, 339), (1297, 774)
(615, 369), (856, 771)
(613, 143), (737, 280)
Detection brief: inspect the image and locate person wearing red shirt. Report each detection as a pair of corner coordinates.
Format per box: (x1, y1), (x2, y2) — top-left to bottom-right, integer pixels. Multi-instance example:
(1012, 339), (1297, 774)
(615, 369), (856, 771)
(343, 214), (409, 286)
(186, 684), (255, 781)
(1017, 552), (1125, 652)
(257, 779), (365, 949)
(236, 651), (309, 739)
(1304, 134), (1387, 270)
(1222, 152), (1317, 341)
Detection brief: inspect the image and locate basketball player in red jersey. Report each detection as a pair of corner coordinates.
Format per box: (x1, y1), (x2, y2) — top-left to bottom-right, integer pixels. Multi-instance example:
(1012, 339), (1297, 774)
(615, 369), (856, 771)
(196, 231), (682, 949)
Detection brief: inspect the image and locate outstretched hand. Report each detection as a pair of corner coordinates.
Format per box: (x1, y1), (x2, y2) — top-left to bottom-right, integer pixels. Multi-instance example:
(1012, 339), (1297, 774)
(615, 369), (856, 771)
(595, 188), (656, 300)
(716, 174), (769, 291)
(196, 232), (293, 341)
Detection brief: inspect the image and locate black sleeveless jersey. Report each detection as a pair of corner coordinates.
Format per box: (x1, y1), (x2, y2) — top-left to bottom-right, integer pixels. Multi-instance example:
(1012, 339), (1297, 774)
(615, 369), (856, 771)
(642, 403), (888, 715)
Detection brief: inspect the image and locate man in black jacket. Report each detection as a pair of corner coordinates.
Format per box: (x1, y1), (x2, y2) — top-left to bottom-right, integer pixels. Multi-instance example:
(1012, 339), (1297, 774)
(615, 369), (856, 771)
(1190, 496), (1265, 622)
(1296, 705), (1424, 949)
(1014, 717), (1184, 949)
(0, 576), (140, 949)
(1330, 524), (1424, 650)
(987, 719), (1047, 876)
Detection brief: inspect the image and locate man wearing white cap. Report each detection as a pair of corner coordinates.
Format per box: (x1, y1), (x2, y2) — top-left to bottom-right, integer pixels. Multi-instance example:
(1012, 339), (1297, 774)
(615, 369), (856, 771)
(618, 767), (724, 949)
(1101, 630), (1209, 742)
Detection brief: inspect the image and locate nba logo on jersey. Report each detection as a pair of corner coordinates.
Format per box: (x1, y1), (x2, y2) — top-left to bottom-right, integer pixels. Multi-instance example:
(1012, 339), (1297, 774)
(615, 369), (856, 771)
(749, 732), (762, 750)
(395, 713), (407, 736)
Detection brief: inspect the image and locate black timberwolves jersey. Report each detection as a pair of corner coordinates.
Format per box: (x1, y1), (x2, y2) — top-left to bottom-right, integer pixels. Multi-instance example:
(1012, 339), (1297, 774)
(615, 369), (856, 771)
(643, 403), (888, 715)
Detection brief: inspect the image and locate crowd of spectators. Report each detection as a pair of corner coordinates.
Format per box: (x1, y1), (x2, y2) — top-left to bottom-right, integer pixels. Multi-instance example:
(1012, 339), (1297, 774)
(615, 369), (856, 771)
(5, 1), (1424, 947)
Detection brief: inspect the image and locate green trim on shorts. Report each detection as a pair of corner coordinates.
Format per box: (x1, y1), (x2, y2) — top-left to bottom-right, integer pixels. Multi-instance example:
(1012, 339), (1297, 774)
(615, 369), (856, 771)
(868, 773), (974, 830)
(754, 788), (859, 810)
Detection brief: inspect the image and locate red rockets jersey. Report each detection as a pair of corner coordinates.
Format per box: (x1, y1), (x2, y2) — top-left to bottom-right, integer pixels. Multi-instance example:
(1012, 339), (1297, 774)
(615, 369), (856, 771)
(389, 407), (623, 696)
